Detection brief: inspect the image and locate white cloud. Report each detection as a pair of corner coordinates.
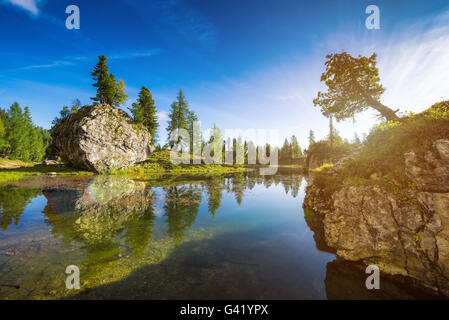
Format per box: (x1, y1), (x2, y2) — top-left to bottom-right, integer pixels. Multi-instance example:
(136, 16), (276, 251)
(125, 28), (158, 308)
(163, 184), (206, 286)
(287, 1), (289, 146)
(3, 0), (41, 15)
(156, 110), (168, 122)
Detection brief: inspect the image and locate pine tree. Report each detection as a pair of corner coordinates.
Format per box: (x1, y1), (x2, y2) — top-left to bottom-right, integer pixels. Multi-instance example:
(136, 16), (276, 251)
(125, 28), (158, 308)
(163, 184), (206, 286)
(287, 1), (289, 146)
(5, 103), (29, 160)
(290, 135), (302, 159)
(209, 124), (222, 160)
(187, 110), (199, 155)
(328, 116), (335, 148)
(115, 78), (128, 107)
(166, 102), (180, 148)
(0, 117), (7, 155)
(166, 89), (190, 148)
(91, 55), (111, 104)
(281, 138), (291, 161)
(175, 89), (189, 129)
(71, 99), (81, 113)
(327, 116), (341, 148)
(130, 86), (159, 143)
(91, 55), (127, 107)
(2, 103), (47, 162)
(52, 106), (71, 126)
(235, 136), (244, 164)
(308, 130), (315, 147)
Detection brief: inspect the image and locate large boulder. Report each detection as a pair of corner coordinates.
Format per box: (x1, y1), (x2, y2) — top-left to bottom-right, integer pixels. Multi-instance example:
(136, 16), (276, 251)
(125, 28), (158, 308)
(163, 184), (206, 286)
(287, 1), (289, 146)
(50, 104), (153, 172)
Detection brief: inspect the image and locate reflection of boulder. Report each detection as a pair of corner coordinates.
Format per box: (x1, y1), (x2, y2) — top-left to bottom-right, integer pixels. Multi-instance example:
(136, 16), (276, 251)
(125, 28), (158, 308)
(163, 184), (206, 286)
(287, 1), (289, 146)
(42, 175), (156, 282)
(84, 175), (139, 206)
(303, 208), (335, 254)
(43, 176), (154, 244)
(325, 258), (443, 300)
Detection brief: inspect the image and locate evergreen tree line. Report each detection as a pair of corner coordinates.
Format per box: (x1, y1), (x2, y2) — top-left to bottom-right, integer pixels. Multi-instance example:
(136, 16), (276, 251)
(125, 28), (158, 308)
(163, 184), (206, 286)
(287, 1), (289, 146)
(305, 117), (363, 169)
(54, 55), (315, 163)
(0, 103), (50, 162)
(280, 135), (304, 163)
(4, 54), (361, 165)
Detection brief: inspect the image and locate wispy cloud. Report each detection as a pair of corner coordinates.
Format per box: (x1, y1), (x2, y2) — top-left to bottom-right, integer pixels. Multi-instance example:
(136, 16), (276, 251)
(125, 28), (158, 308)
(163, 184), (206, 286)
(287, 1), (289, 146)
(108, 49), (164, 60)
(18, 56), (87, 70)
(325, 9), (449, 113)
(186, 9), (449, 148)
(377, 13), (449, 112)
(2, 0), (42, 16)
(17, 50), (163, 71)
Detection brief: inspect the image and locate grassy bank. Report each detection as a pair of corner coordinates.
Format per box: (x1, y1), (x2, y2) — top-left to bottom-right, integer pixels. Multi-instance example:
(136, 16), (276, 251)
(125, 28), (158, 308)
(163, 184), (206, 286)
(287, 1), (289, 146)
(110, 150), (244, 176)
(311, 100), (449, 201)
(0, 150), (245, 183)
(0, 162), (94, 183)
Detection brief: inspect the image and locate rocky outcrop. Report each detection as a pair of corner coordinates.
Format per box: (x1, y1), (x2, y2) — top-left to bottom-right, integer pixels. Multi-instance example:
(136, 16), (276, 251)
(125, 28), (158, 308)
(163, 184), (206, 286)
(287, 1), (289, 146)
(304, 139), (449, 296)
(50, 104), (154, 173)
(404, 139), (449, 192)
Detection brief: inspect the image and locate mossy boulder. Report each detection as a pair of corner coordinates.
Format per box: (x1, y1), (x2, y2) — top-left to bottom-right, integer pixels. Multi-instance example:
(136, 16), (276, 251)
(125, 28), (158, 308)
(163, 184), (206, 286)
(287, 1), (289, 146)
(50, 104), (154, 172)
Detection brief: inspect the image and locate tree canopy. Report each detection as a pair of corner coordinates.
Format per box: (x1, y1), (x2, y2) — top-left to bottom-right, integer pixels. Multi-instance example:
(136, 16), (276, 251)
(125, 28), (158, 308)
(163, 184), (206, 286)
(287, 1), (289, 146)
(129, 86), (159, 143)
(0, 102), (49, 162)
(166, 89), (192, 148)
(313, 52), (399, 122)
(91, 55), (127, 107)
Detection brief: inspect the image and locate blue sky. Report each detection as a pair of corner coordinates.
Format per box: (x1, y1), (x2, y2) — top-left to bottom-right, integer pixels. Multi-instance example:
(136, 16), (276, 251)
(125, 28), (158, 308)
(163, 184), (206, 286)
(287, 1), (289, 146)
(1, 0), (449, 147)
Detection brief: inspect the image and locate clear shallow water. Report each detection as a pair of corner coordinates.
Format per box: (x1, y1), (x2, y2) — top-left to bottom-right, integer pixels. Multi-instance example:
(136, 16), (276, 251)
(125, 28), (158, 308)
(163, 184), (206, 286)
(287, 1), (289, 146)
(0, 170), (441, 299)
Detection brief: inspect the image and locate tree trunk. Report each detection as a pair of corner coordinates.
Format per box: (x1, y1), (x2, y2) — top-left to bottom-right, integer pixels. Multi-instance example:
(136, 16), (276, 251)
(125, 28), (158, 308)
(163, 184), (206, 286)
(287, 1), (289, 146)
(354, 82), (400, 122)
(364, 94), (399, 122)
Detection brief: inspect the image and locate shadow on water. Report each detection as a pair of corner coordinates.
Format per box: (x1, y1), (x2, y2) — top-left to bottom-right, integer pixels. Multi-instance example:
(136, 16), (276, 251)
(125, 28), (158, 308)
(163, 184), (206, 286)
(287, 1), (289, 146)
(0, 169), (444, 299)
(67, 228), (326, 300)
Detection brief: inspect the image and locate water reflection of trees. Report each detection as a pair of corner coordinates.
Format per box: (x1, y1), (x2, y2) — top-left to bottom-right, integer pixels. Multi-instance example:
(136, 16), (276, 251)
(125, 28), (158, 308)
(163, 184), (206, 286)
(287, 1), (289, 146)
(163, 185), (202, 247)
(0, 173), (304, 237)
(0, 186), (41, 231)
(0, 172), (304, 266)
(204, 176), (223, 219)
(41, 176), (156, 280)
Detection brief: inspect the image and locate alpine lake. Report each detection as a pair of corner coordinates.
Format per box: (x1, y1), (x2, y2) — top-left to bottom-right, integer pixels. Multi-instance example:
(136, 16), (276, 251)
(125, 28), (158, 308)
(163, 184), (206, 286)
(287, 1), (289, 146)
(0, 168), (441, 299)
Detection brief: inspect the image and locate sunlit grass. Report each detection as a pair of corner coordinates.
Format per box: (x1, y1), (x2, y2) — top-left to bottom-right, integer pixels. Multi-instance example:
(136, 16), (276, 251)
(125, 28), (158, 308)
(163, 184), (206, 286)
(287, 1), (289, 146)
(0, 150), (245, 183)
(312, 100), (449, 201)
(0, 162), (94, 183)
